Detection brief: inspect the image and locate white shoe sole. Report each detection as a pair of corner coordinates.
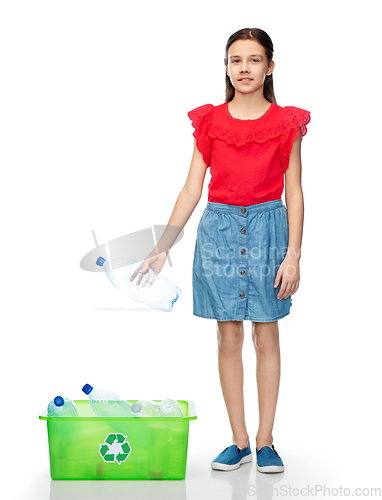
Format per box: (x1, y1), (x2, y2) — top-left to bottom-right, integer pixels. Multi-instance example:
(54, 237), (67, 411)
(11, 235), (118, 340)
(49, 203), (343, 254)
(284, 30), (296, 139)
(256, 463), (284, 473)
(211, 452), (253, 471)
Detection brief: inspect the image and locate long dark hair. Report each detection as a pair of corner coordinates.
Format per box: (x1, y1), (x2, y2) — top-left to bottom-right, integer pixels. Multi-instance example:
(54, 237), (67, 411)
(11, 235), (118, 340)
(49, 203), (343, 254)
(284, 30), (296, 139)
(224, 28), (276, 104)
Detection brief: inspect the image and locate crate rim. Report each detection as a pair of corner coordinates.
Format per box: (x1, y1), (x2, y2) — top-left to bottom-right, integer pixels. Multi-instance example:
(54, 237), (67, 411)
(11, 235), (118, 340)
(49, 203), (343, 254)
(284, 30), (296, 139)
(39, 399), (197, 422)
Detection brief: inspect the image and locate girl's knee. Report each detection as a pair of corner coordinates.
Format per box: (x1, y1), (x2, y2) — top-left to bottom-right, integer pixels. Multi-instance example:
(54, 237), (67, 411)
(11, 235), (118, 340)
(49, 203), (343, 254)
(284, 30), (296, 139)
(252, 321), (279, 351)
(217, 321), (244, 350)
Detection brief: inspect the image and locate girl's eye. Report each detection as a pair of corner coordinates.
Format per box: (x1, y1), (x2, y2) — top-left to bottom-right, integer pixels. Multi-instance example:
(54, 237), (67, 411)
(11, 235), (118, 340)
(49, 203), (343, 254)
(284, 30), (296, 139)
(232, 59), (259, 63)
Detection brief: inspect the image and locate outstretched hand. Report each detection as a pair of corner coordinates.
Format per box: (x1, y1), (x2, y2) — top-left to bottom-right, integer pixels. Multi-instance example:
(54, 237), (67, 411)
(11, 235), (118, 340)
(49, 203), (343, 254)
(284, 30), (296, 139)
(129, 251), (168, 288)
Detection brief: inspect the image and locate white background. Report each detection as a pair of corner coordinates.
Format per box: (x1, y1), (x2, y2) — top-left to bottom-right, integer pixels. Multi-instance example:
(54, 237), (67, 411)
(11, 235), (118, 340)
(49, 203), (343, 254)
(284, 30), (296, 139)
(1, 1), (381, 499)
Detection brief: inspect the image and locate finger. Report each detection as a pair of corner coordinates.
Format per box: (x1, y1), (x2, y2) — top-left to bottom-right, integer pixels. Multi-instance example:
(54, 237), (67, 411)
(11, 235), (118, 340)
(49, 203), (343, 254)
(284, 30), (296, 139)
(130, 264), (143, 282)
(139, 262), (149, 274)
(277, 288), (286, 300)
(148, 270), (159, 287)
(141, 269), (153, 288)
(136, 270), (145, 286)
(277, 281), (288, 300)
(280, 282), (292, 300)
(274, 269), (281, 289)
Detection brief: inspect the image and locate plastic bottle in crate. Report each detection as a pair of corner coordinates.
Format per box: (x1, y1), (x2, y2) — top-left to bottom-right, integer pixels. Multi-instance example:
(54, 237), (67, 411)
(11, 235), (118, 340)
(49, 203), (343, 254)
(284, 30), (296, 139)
(131, 400), (161, 416)
(82, 384), (135, 417)
(47, 396), (78, 417)
(158, 399), (184, 417)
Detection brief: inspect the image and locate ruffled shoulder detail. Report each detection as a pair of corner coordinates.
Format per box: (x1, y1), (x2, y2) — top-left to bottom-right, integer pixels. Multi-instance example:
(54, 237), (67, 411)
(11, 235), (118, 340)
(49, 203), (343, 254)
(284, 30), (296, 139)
(281, 106), (311, 141)
(187, 104), (214, 166)
(188, 103), (311, 172)
(278, 106), (311, 172)
(208, 122), (282, 147)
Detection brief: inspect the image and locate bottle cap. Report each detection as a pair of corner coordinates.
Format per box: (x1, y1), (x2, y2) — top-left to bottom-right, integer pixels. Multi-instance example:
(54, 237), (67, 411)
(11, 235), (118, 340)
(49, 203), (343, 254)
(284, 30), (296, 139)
(96, 257), (106, 266)
(54, 396), (64, 407)
(131, 403), (142, 413)
(82, 384), (93, 395)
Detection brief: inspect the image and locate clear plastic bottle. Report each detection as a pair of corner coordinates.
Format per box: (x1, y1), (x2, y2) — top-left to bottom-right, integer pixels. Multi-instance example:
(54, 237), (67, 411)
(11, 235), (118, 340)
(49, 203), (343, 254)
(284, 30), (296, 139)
(82, 384), (135, 417)
(158, 399), (184, 417)
(96, 257), (181, 312)
(47, 396), (78, 417)
(131, 400), (161, 417)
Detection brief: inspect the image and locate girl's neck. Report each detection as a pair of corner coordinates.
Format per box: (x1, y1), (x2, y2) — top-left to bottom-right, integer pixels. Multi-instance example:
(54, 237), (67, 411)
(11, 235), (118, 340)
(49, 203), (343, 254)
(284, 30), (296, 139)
(229, 93), (271, 119)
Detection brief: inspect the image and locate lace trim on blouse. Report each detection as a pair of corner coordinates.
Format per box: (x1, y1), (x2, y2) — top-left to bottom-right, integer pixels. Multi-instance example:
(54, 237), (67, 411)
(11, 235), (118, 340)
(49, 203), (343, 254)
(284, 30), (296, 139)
(279, 106), (311, 172)
(188, 104), (311, 171)
(208, 122), (282, 146)
(187, 104), (214, 166)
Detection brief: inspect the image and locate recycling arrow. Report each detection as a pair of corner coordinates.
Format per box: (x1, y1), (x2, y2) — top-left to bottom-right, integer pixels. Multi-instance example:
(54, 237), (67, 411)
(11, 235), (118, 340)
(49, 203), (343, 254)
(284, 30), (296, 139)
(99, 433), (132, 465)
(99, 444), (114, 462)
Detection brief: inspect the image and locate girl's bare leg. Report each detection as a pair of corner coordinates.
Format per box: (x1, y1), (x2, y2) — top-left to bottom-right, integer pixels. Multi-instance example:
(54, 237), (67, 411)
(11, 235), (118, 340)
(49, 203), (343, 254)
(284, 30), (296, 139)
(252, 320), (281, 450)
(217, 320), (249, 449)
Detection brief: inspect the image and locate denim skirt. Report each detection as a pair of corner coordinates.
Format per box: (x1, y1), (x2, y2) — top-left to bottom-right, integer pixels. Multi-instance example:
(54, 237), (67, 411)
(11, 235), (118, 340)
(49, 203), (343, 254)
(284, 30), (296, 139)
(192, 198), (292, 322)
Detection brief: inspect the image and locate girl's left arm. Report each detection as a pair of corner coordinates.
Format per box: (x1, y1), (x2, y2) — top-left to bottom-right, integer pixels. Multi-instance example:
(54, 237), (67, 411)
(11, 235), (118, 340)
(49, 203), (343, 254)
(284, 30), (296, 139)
(285, 130), (304, 261)
(274, 130), (304, 300)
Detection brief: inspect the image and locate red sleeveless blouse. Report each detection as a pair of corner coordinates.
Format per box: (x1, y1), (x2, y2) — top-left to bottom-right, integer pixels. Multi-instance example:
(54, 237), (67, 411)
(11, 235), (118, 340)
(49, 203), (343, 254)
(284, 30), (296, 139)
(187, 102), (311, 206)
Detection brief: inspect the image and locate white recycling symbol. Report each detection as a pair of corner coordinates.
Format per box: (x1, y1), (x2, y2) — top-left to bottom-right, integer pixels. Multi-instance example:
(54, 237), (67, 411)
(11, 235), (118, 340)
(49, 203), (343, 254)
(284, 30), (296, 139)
(99, 433), (132, 465)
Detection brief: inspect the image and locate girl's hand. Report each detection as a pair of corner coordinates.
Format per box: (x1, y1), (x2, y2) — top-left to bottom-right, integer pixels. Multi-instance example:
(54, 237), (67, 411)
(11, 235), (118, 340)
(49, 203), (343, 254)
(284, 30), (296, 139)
(274, 256), (300, 300)
(129, 251), (168, 287)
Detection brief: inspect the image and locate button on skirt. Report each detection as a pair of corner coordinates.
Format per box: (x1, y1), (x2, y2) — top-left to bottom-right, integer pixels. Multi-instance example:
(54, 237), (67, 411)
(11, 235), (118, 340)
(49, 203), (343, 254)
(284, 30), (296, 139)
(192, 198), (292, 322)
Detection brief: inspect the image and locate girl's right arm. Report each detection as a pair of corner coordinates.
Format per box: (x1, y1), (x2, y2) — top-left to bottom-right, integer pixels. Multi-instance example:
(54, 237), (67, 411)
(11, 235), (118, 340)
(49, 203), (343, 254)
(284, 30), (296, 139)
(130, 138), (209, 281)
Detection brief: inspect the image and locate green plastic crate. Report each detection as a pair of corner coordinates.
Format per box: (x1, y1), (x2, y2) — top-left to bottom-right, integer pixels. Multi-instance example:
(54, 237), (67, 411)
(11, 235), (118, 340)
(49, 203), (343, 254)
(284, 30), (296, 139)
(39, 399), (197, 480)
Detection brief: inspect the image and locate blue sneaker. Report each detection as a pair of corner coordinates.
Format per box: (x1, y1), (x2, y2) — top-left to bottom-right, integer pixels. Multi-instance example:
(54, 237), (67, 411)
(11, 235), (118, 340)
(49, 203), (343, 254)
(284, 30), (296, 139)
(256, 444), (284, 473)
(211, 442), (253, 471)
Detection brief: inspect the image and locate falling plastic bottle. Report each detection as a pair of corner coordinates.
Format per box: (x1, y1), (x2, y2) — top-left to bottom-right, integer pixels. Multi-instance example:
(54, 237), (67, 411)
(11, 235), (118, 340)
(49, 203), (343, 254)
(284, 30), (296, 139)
(131, 400), (161, 417)
(47, 396), (78, 417)
(158, 399), (184, 417)
(82, 384), (135, 417)
(96, 257), (181, 312)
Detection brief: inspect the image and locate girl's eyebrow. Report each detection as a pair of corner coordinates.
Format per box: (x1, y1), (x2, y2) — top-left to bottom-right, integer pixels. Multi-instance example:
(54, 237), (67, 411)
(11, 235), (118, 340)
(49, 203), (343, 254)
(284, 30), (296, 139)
(230, 54), (263, 59)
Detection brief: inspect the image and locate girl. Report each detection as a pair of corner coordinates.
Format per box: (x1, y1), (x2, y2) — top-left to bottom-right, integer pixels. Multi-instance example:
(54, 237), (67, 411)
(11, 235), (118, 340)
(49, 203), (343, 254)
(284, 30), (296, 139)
(132, 28), (310, 474)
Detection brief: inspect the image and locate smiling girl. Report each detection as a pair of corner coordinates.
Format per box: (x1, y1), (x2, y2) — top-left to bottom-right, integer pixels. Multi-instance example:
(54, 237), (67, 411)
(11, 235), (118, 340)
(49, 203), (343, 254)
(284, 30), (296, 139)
(133, 28), (311, 473)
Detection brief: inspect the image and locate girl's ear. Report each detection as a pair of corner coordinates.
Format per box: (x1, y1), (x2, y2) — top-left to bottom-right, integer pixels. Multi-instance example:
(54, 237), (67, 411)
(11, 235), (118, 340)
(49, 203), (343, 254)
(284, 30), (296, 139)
(266, 60), (275, 76)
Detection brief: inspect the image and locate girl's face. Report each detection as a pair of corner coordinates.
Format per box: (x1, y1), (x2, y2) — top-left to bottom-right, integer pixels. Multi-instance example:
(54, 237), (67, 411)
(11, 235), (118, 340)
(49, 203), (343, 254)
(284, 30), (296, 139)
(226, 39), (274, 95)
